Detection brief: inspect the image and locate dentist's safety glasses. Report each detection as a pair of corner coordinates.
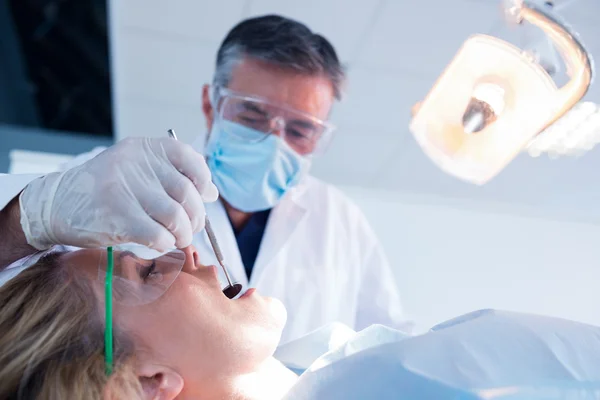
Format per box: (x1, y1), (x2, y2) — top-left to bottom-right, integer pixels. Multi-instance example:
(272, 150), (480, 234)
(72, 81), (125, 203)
(409, 0), (593, 185)
(98, 243), (185, 306)
(213, 86), (336, 156)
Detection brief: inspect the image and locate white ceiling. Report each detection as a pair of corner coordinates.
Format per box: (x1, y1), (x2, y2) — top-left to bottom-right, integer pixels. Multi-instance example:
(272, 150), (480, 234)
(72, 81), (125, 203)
(109, 0), (600, 220)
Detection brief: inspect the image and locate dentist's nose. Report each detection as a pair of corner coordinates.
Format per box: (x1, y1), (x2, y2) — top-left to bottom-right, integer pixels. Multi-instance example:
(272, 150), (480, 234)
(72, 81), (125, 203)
(270, 116), (285, 137)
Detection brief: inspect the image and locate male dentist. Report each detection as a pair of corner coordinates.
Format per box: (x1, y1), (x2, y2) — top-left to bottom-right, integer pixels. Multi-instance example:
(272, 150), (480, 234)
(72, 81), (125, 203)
(191, 15), (410, 342)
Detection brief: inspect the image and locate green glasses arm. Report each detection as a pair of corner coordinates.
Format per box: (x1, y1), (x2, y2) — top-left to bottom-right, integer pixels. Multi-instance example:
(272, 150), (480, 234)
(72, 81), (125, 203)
(104, 246), (114, 376)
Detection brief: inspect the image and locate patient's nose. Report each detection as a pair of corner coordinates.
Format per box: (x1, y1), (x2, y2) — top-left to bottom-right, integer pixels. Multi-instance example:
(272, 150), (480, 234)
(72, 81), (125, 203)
(181, 245), (202, 272)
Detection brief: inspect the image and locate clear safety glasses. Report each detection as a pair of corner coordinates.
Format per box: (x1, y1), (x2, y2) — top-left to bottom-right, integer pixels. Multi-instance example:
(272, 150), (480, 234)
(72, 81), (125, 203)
(213, 86), (336, 155)
(103, 245), (185, 375)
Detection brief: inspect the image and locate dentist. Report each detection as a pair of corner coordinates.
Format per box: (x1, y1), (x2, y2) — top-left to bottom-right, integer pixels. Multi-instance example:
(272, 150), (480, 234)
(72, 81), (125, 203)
(191, 15), (410, 342)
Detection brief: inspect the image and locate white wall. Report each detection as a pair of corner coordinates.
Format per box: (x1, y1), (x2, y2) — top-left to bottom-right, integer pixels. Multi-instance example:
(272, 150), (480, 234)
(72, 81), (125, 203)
(8, 149), (74, 174)
(341, 185), (600, 333)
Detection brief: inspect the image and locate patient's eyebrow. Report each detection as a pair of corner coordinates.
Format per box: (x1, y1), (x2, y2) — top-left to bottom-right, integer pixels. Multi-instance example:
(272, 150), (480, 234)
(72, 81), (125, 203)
(118, 251), (136, 261)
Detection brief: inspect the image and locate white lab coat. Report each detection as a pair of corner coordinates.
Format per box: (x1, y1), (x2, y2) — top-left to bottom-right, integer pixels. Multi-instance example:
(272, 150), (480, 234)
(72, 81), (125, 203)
(0, 147), (410, 344)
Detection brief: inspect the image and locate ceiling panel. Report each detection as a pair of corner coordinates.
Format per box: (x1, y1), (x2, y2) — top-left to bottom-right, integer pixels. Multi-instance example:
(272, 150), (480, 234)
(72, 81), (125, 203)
(245, 0), (383, 62)
(357, 0), (499, 75)
(310, 66), (432, 184)
(332, 66), (433, 129)
(373, 134), (482, 196)
(550, 0), (599, 25)
(462, 0), (599, 25)
(115, 0), (247, 43)
(310, 125), (407, 186)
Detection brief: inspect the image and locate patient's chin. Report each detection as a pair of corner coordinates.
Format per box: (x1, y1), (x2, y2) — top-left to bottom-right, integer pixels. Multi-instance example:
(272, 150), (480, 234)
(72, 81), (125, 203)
(265, 297), (287, 332)
(240, 290), (287, 332)
(253, 297), (287, 359)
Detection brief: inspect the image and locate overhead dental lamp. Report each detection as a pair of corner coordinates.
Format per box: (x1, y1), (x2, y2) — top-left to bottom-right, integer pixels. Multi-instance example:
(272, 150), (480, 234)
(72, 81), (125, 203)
(409, 0), (595, 185)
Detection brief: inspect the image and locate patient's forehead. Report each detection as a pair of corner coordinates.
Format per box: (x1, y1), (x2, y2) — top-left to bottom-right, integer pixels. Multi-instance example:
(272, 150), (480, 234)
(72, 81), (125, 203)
(59, 249), (103, 279)
(58, 249), (114, 306)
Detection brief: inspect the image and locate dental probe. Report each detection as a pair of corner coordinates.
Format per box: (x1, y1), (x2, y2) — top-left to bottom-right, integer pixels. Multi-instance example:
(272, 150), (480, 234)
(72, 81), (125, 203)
(167, 129), (243, 299)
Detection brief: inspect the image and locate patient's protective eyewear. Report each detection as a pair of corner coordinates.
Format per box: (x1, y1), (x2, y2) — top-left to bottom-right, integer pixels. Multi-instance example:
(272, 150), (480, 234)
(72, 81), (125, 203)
(213, 86), (336, 155)
(103, 245), (185, 375)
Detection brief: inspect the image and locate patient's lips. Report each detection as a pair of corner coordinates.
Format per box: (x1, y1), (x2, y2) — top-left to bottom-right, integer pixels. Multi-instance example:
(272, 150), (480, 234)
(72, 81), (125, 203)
(239, 288), (256, 299)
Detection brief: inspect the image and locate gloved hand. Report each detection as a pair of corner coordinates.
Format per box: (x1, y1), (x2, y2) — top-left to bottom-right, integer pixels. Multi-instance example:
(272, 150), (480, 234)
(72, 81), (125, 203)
(19, 137), (219, 251)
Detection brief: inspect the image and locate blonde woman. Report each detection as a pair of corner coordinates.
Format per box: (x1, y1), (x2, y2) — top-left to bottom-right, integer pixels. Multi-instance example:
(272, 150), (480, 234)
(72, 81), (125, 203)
(0, 245), (296, 399)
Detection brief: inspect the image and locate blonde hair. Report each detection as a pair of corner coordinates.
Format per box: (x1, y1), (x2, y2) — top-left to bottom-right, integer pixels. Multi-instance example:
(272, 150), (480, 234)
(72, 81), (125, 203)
(0, 252), (142, 399)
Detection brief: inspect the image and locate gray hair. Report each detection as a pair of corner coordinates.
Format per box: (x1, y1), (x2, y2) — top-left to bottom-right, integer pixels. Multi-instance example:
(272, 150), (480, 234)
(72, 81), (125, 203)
(213, 15), (346, 100)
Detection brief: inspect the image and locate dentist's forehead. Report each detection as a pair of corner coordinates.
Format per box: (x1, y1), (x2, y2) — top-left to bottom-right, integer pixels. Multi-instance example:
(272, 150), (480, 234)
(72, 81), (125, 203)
(227, 58), (334, 121)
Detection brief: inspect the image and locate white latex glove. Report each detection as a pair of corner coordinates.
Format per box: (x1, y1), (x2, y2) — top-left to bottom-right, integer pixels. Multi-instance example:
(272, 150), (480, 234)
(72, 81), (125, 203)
(19, 137), (219, 251)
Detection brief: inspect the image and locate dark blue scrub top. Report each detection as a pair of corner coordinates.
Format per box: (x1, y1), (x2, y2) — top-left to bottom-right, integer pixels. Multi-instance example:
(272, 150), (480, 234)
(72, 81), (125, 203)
(230, 209), (272, 280)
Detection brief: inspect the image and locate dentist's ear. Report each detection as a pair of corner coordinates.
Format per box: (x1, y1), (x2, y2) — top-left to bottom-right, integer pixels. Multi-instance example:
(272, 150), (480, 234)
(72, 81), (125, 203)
(202, 84), (215, 133)
(137, 364), (184, 400)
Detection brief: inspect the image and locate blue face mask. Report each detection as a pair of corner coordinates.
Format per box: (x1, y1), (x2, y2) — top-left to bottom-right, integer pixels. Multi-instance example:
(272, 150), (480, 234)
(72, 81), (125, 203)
(205, 120), (311, 212)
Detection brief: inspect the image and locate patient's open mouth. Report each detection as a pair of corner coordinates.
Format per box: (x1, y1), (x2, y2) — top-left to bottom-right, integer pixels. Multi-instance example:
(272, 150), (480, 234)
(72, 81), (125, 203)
(222, 283), (243, 299)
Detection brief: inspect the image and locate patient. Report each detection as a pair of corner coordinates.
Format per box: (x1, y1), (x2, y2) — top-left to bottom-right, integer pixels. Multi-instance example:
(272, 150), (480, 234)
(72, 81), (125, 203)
(0, 246), (297, 400)
(1, 246), (600, 400)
